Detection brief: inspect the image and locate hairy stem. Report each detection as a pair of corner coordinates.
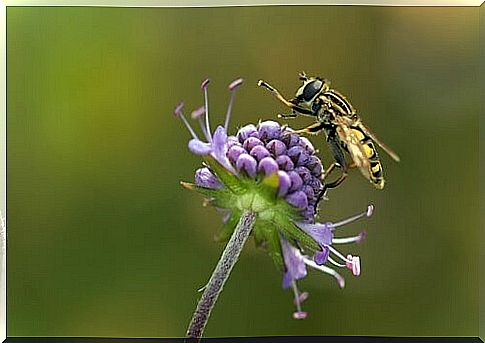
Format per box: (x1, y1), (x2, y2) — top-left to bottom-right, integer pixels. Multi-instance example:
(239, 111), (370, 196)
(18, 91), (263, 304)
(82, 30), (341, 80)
(185, 210), (256, 341)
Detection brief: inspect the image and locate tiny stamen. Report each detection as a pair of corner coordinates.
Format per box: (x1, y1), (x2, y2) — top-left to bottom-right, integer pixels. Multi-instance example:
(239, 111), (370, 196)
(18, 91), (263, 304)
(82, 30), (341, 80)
(332, 231), (366, 244)
(327, 256), (346, 268)
(291, 281), (307, 320)
(331, 204), (374, 228)
(191, 106), (205, 120)
(304, 258), (345, 288)
(366, 204), (374, 217)
(346, 255), (361, 276)
(175, 104), (199, 140)
(174, 101), (185, 117)
(191, 106), (210, 141)
(224, 78), (244, 131)
(293, 311), (308, 320)
(293, 291), (309, 305)
(200, 78), (212, 142)
(200, 78), (210, 90)
(228, 78), (244, 91)
(328, 245), (350, 263)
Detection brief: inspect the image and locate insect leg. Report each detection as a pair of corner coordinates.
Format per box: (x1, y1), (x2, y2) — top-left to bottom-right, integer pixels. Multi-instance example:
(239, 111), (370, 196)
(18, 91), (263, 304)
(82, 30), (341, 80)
(293, 122), (325, 135)
(313, 165), (347, 215)
(322, 134), (350, 189)
(278, 113), (298, 119)
(257, 80), (315, 116)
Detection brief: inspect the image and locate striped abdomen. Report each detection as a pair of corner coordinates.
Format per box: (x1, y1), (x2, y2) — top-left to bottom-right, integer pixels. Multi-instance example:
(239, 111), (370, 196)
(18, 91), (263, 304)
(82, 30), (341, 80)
(349, 125), (384, 189)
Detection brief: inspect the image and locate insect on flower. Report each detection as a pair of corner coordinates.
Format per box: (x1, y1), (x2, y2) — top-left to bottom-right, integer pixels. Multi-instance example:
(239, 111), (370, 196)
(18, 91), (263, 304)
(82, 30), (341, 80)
(257, 72), (400, 190)
(173, 78), (374, 322)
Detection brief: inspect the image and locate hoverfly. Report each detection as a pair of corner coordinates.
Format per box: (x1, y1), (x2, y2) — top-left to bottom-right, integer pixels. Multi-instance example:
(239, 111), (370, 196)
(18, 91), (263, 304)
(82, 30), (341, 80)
(257, 72), (400, 190)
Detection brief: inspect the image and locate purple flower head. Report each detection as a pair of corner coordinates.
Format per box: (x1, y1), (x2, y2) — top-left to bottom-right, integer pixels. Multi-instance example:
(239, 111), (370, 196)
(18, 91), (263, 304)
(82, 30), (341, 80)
(228, 121), (325, 222)
(177, 98), (326, 219)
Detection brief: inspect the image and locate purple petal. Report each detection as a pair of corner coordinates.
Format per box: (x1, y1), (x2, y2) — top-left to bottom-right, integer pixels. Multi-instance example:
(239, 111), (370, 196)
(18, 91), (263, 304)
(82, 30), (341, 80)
(306, 155), (321, 169)
(266, 139), (287, 157)
(286, 191), (308, 209)
(314, 246), (330, 265)
(295, 166), (312, 184)
(195, 167), (222, 189)
(227, 136), (241, 149)
(237, 124), (259, 142)
(174, 101), (184, 117)
(229, 78), (244, 91)
(302, 185), (315, 202)
(258, 121), (281, 141)
(287, 146), (310, 166)
(307, 176), (323, 191)
(281, 238), (307, 289)
(296, 153), (311, 166)
(281, 131), (300, 147)
(287, 171), (303, 192)
(302, 205), (315, 221)
(275, 155), (294, 171)
(311, 163), (323, 177)
(277, 171), (291, 197)
(306, 156), (323, 177)
(188, 139), (212, 155)
(236, 153), (257, 177)
(227, 145), (246, 164)
(250, 145), (270, 161)
(296, 221), (334, 246)
(258, 157), (279, 176)
(212, 126), (228, 160)
(298, 137), (315, 153)
(242, 136), (263, 152)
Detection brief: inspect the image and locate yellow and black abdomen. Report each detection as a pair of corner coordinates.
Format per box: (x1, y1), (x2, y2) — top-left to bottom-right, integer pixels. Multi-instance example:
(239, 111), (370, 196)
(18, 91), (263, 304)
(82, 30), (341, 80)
(351, 126), (385, 189)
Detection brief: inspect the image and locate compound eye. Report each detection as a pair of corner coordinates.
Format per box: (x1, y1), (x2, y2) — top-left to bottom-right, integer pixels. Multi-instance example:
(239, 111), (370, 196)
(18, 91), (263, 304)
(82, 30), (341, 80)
(303, 80), (323, 101)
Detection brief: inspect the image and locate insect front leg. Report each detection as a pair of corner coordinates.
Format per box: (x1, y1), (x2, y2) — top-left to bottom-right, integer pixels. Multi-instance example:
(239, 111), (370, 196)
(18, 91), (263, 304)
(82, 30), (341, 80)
(257, 80), (315, 116)
(277, 112), (298, 119)
(293, 122), (326, 136)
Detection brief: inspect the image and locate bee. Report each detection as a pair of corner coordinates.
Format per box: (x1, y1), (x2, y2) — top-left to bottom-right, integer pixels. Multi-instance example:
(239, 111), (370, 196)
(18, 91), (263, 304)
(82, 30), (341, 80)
(257, 72), (400, 190)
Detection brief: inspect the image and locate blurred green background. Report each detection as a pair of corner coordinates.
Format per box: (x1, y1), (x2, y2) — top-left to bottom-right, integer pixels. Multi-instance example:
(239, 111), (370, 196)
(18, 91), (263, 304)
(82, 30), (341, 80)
(7, 6), (480, 337)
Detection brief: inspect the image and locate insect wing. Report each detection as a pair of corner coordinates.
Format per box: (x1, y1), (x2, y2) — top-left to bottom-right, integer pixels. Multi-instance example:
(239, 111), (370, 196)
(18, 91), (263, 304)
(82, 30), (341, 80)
(358, 122), (400, 162)
(334, 118), (371, 180)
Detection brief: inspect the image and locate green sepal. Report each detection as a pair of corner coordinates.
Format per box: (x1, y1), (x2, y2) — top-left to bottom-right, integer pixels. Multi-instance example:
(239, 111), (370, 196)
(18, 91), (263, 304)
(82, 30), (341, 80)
(180, 181), (220, 198)
(273, 215), (320, 252)
(265, 223), (284, 271)
(180, 181), (233, 208)
(252, 220), (267, 248)
(203, 156), (245, 195)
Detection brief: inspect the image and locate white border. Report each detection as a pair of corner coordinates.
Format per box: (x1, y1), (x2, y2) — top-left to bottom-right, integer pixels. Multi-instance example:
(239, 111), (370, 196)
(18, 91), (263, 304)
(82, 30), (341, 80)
(0, 2), (482, 342)
(4, 0), (485, 6)
(0, 0), (6, 341)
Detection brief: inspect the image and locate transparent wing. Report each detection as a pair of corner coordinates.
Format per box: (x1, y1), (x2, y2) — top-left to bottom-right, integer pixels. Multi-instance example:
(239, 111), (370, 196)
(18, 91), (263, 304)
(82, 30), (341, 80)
(358, 122), (400, 162)
(334, 118), (371, 180)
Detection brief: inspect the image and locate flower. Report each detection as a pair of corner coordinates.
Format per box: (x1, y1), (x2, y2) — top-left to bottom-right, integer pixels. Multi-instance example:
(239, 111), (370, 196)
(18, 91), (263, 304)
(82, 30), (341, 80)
(174, 78), (373, 319)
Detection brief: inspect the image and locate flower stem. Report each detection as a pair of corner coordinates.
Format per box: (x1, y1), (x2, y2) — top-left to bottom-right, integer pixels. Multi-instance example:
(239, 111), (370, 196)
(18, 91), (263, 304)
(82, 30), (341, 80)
(185, 210), (256, 341)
